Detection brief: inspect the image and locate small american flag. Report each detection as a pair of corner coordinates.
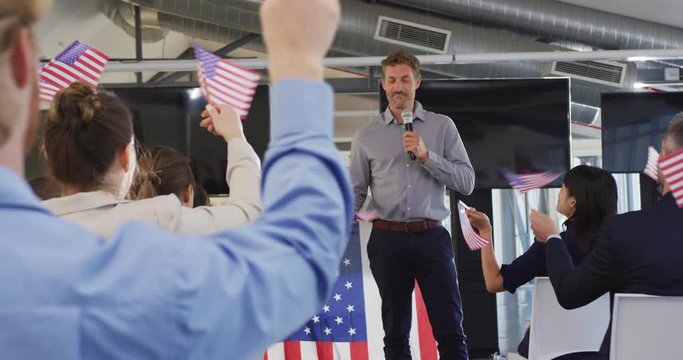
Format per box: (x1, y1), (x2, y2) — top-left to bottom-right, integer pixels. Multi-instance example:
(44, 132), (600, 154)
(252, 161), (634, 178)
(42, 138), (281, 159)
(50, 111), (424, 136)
(644, 146), (660, 181)
(39, 40), (109, 101)
(193, 43), (260, 119)
(457, 201), (489, 251)
(501, 169), (562, 194)
(659, 148), (683, 208)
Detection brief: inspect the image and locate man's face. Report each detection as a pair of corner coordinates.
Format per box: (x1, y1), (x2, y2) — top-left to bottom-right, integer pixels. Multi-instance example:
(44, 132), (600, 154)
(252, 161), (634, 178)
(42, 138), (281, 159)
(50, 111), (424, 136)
(381, 63), (421, 112)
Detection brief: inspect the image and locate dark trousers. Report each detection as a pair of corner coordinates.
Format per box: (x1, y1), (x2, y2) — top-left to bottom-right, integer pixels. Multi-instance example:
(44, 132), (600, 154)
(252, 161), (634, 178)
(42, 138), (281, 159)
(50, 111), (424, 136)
(367, 226), (468, 360)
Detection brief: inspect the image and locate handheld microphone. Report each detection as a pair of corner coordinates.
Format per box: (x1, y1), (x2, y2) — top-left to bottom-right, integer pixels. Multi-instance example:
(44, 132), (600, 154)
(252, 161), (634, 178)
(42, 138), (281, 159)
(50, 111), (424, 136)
(402, 109), (416, 160)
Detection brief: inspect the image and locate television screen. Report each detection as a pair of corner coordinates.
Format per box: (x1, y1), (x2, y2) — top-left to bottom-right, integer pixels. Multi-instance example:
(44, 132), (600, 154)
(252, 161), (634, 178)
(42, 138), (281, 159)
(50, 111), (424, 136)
(110, 85), (270, 195)
(601, 92), (683, 173)
(379, 78), (571, 189)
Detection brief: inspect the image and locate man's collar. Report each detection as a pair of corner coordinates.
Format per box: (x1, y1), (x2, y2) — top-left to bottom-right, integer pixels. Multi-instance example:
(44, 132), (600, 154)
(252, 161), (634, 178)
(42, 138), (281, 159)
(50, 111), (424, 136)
(381, 101), (427, 125)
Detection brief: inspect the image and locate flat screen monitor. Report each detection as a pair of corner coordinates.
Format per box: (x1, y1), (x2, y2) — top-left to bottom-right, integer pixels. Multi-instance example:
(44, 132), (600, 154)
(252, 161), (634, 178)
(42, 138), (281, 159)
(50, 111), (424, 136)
(601, 92), (683, 173)
(379, 78), (571, 189)
(110, 85), (270, 195)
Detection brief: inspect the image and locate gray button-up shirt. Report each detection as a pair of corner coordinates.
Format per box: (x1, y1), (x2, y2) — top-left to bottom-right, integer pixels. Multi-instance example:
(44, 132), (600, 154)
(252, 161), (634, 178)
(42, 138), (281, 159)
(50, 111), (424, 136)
(350, 101), (475, 221)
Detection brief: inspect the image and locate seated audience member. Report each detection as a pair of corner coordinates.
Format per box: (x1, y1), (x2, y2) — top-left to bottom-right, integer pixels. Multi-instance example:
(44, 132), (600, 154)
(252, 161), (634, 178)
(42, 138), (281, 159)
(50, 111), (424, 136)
(0, 0), (350, 358)
(531, 113), (683, 359)
(467, 165), (617, 358)
(193, 183), (210, 207)
(41, 82), (261, 236)
(132, 145), (197, 207)
(28, 175), (61, 200)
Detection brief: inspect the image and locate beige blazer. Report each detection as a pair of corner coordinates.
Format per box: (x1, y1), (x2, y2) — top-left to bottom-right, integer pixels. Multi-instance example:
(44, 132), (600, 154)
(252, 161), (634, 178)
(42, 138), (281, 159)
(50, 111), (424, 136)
(43, 138), (261, 237)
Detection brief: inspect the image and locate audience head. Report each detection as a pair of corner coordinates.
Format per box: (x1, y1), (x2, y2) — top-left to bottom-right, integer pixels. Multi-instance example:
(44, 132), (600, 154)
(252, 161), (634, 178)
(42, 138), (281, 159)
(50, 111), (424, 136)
(663, 112), (683, 154)
(0, 0), (49, 169)
(132, 146), (196, 207)
(28, 176), (61, 200)
(193, 184), (209, 207)
(43, 82), (136, 198)
(556, 165), (618, 254)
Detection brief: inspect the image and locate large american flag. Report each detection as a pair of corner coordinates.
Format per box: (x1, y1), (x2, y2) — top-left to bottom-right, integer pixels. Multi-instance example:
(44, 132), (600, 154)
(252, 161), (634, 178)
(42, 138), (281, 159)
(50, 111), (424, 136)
(501, 169), (562, 194)
(457, 201), (490, 251)
(644, 146), (660, 181)
(39, 40), (109, 102)
(193, 43), (260, 119)
(659, 148), (683, 208)
(265, 223), (439, 359)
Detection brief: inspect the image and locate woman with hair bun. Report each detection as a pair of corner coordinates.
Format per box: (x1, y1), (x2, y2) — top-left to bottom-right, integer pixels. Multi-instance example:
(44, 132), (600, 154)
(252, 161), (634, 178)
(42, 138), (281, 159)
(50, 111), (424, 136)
(132, 146), (198, 207)
(42, 82), (261, 237)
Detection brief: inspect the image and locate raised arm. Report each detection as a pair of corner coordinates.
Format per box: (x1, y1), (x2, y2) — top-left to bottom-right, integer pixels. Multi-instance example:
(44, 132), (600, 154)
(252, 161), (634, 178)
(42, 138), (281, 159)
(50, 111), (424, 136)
(172, 104), (262, 234)
(467, 208), (504, 292)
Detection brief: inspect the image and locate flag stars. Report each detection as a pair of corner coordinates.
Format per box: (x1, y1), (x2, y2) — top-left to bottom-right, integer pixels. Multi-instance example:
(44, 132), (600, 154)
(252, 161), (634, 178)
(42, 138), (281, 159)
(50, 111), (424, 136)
(322, 305), (330, 313)
(343, 258), (351, 266)
(333, 293), (342, 301)
(346, 304), (355, 312)
(348, 328), (356, 336)
(312, 315), (320, 323)
(334, 316), (343, 325)
(304, 327), (311, 335)
(344, 281), (353, 289)
(324, 327), (332, 335)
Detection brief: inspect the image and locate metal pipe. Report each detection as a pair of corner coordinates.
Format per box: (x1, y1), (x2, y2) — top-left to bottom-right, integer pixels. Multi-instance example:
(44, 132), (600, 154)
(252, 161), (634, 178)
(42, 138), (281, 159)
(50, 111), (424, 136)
(93, 49), (683, 73)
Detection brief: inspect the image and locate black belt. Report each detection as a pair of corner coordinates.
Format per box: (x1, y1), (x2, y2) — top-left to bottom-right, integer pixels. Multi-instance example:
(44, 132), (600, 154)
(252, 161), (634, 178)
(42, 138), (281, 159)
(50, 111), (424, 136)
(372, 219), (442, 233)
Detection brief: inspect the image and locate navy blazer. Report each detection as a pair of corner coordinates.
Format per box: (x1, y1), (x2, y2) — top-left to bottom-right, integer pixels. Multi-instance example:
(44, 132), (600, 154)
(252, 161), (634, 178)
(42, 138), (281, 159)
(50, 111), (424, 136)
(546, 192), (683, 358)
(501, 221), (583, 294)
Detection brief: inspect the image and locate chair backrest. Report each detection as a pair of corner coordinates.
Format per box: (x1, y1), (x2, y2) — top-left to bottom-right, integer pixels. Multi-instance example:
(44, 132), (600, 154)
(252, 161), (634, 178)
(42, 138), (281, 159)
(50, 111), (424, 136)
(528, 277), (610, 360)
(610, 294), (683, 360)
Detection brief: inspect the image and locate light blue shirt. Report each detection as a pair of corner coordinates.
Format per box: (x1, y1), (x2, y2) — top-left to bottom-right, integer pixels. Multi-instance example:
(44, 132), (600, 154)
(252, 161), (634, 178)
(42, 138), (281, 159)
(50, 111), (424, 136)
(0, 79), (352, 359)
(350, 101), (475, 221)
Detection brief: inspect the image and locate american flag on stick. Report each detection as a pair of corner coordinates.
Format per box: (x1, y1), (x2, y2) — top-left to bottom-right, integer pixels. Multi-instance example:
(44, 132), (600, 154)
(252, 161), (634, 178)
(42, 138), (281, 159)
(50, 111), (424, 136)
(193, 43), (261, 119)
(501, 169), (563, 193)
(659, 148), (683, 208)
(644, 146), (660, 181)
(39, 40), (109, 102)
(457, 201), (490, 251)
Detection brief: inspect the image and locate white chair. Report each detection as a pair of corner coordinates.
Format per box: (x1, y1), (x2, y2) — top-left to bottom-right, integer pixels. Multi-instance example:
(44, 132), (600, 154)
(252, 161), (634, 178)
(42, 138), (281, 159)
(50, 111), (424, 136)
(609, 294), (683, 360)
(527, 277), (610, 360)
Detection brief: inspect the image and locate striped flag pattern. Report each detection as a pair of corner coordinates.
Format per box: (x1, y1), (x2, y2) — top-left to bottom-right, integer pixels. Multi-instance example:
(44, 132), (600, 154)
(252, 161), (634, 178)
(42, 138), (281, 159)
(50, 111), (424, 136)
(457, 201), (490, 251)
(501, 169), (563, 193)
(264, 222), (438, 360)
(659, 148), (683, 208)
(193, 43), (261, 119)
(644, 146), (660, 181)
(39, 40), (109, 103)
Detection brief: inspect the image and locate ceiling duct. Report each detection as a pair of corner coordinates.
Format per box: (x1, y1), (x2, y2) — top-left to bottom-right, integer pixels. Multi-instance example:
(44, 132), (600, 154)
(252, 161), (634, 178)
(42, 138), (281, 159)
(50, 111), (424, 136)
(118, 0), (634, 106)
(380, 0), (683, 67)
(100, 0), (169, 43)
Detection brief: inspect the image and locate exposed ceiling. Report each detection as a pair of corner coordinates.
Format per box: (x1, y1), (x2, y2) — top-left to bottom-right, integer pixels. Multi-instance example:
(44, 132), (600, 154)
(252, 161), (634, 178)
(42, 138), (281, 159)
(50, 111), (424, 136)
(32, 0), (683, 144)
(557, 0), (683, 29)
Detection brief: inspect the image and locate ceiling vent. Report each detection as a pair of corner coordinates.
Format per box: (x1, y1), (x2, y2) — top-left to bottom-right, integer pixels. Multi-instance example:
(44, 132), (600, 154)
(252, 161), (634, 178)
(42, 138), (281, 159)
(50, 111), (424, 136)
(551, 60), (627, 88)
(571, 102), (601, 125)
(374, 16), (450, 54)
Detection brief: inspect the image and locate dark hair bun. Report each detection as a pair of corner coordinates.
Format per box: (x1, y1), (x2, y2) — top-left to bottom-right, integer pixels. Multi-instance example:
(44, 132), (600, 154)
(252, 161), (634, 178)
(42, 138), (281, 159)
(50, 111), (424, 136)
(49, 82), (103, 129)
